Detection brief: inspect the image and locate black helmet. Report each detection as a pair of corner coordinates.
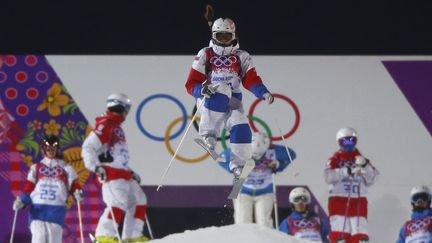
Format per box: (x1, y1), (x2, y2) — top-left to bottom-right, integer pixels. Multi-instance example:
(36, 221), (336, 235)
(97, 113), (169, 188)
(41, 135), (62, 158)
(41, 135), (60, 148)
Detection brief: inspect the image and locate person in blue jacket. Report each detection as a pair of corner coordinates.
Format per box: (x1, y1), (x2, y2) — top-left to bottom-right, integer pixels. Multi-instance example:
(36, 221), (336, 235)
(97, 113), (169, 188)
(218, 131), (295, 228)
(396, 185), (432, 243)
(279, 187), (329, 242)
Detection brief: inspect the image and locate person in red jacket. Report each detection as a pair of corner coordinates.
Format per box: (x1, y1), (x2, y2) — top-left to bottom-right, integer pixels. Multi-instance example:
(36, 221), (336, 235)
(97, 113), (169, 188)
(185, 17), (274, 181)
(81, 93), (148, 243)
(324, 127), (379, 243)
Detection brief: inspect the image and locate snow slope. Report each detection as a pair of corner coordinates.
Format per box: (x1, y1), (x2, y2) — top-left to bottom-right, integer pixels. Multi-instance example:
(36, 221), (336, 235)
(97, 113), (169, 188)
(149, 223), (314, 243)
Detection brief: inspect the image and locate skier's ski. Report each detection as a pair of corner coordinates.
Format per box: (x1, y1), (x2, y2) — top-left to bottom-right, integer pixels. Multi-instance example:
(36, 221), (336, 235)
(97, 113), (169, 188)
(194, 138), (219, 160)
(228, 159), (255, 199)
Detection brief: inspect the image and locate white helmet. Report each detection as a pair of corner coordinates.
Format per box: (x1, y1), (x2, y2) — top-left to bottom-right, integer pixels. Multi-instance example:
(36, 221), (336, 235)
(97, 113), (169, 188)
(410, 185), (432, 202)
(336, 127), (357, 141)
(106, 93), (132, 113)
(251, 131), (270, 160)
(212, 18), (236, 45)
(289, 187), (311, 204)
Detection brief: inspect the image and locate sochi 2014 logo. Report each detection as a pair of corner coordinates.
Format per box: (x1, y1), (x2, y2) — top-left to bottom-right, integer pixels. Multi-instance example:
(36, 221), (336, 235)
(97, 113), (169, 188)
(406, 217), (431, 232)
(293, 218), (318, 229)
(210, 56), (238, 67)
(38, 165), (64, 178)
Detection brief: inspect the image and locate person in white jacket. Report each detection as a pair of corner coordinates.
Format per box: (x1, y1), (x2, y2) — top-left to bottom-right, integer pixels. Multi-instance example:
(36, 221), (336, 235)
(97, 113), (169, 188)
(81, 93), (148, 243)
(185, 18), (274, 182)
(13, 135), (83, 243)
(324, 127), (379, 243)
(218, 131), (295, 227)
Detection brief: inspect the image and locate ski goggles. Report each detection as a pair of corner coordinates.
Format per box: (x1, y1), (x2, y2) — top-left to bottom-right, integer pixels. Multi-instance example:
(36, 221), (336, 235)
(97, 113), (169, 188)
(107, 100), (131, 113)
(339, 136), (357, 147)
(213, 32), (235, 44)
(42, 141), (59, 152)
(292, 196), (309, 204)
(411, 193), (431, 204)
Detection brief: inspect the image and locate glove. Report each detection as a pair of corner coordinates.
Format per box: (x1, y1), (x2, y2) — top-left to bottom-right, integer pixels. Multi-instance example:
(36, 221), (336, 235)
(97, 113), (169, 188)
(262, 93), (274, 104)
(13, 197), (25, 210)
(74, 189), (84, 202)
(340, 167), (352, 177)
(201, 84), (219, 98)
(95, 166), (107, 182)
(132, 171), (141, 184)
(268, 160), (280, 172)
(355, 155), (367, 167)
(98, 151), (113, 163)
(352, 166), (364, 176)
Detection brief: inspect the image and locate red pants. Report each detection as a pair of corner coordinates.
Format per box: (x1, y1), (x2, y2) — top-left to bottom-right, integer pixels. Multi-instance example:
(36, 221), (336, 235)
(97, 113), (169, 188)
(328, 197), (369, 243)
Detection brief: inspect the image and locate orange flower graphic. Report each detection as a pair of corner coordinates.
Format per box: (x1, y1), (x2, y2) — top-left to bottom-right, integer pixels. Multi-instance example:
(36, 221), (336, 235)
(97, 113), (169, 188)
(16, 144), (25, 151)
(20, 154), (33, 167)
(37, 82), (69, 116)
(44, 119), (61, 136)
(31, 120), (42, 130)
(66, 120), (75, 129)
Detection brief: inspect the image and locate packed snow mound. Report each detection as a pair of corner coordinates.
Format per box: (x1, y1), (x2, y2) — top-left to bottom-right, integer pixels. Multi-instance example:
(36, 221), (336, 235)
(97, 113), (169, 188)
(149, 223), (314, 243)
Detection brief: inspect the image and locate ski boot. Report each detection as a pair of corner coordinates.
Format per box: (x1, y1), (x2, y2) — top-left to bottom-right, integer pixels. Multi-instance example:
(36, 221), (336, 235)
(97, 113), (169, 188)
(124, 236), (150, 242)
(194, 135), (218, 160)
(232, 166), (243, 184)
(228, 160), (255, 199)
(93, 236), (119, 243)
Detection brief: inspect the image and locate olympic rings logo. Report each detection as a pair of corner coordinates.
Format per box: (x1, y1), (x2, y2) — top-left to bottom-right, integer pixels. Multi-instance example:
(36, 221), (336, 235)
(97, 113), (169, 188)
(210, 56), (237, 67)
(39, 166), (64, 177)
(136, 93), (300, 163)
(293, 219), (318, 228)
(249, 94), (300, 141)
(407, 217), (431, 232)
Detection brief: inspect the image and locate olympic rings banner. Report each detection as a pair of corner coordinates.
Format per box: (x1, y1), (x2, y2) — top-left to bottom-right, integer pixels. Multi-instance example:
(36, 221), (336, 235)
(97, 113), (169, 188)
(135, 93), (300, 163)
(43, 56), (432, 243)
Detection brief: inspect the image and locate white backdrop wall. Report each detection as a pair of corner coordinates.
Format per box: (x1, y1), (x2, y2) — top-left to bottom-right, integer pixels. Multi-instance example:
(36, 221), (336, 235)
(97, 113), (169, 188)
(47, 55), (432, 243)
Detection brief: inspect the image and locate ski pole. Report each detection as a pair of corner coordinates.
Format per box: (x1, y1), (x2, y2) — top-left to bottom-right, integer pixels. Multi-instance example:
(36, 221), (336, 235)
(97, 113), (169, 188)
(273, 119), (293, 229)
(357, 175), (361, 231)
(274, 119), (294, 164)
(157, 97), (206, 191)
(272, 173), (279, 229)
(9, 208), (18, 243)
(145, 215), (154, 239)
(103, 181), (123, 243)
(77, 200), (85, 243)
(342, 176), (353, 235)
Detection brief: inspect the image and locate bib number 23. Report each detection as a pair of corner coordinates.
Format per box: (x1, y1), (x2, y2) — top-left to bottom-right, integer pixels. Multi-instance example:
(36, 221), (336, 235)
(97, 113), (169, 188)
(40, 189), (57, 200)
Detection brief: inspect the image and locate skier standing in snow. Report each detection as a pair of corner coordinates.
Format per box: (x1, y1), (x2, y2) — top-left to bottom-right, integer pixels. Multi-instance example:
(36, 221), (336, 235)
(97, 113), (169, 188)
(12, 135), (83, 243)
(324, 127), (379, 243)
(185, 17), (274, 183)
(218, 131), (295, 227)
(396, 185), (432, 243)
(279, 187), (329, 242)
(82, 93), (149, 243)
